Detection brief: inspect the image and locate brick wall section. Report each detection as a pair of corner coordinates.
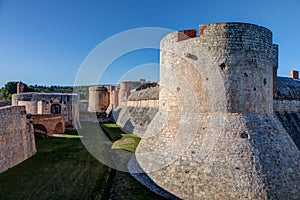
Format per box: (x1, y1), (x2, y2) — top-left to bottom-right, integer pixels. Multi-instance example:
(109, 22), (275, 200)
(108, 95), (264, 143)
(31, 114), (65, 136)
(176, 30), (197, 42)
(0, 106), (36, 173)
(290, 70), (299, 79)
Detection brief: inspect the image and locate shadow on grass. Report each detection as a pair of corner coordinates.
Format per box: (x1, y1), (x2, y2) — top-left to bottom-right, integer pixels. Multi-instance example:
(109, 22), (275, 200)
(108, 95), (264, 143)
(0, 123), (168, 200)
(0, 136), (110, 200)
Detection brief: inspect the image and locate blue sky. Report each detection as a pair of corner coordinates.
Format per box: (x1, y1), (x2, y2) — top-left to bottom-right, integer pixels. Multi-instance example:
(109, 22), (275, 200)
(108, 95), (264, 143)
(0, 0), (299, 87)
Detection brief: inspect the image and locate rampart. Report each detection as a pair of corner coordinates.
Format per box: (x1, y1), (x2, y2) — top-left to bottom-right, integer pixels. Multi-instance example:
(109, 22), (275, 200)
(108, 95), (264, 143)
(12, 92), (79, 129)
(121, 23), (300, 199)
(112, 86), (159, 137)
(0, 106), (36, 173)
(273, 76), (300, 150)
(86, 22), (300, 199)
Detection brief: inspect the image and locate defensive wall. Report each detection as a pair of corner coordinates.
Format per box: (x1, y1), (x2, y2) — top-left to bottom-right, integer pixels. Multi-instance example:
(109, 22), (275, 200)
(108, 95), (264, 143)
(12, 93), (80, 131)
(0, 106), (36, 173)
(274, 76), (300, 150)
(84, 22), (300, 199)
(112, 77), (300, 149)
(112, 86), (159, 136)
(31, 114), (65, 136)
(109, 23), (300, 199)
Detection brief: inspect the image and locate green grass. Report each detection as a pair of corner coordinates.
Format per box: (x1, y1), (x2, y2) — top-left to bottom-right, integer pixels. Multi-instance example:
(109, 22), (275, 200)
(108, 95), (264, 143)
(100, 123), (141, 153)
(0, 136), (110, 200)
(100, 123), (124, 141)
(112, 134), (141, 152)
(0, 123), (166, 200)
(52, 133), (82, 138)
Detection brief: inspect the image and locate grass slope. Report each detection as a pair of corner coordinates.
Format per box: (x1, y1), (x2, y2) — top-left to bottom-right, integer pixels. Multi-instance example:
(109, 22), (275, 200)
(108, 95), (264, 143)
(112, 134), (141, 152)
(99, 123), (123, 141)
(100, 123), (141, 153)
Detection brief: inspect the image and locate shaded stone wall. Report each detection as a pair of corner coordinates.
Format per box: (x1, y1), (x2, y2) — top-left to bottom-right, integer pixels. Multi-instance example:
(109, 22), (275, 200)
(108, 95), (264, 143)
(274, 77), (300, 150)
(275, 111), (300, 150)
(0, 106), (36, 173)
(113, 86), (159, 137)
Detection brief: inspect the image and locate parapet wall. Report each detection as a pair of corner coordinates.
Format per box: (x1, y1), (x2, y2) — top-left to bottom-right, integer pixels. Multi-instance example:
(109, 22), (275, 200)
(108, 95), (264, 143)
(113, 86), (159, 137)
(0, 106), (36, 173)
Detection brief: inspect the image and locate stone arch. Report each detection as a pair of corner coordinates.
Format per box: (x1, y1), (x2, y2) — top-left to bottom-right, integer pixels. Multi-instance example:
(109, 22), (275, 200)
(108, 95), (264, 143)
(53, 122), (64, 134)
(33, 124), (47, 137)
(51, 104), (61, 114)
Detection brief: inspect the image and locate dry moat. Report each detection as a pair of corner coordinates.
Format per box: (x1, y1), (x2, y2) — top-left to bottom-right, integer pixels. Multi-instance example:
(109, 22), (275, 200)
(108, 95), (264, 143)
(0, 126), (163, 200)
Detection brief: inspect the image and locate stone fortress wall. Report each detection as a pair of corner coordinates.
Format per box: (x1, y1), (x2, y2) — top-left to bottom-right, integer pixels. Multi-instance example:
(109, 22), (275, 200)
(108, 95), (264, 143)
(89, 22), (300, 199)
(12, 93), (79, 128)
(132, 22), (300, 199)
(82, 22), (300, 199)
(12, 93), (80, 135)
(112, 86), (159, 136)
(0, 84), (80, 173)
(0, 106), (36, 173)
(273, 74), (300, 152)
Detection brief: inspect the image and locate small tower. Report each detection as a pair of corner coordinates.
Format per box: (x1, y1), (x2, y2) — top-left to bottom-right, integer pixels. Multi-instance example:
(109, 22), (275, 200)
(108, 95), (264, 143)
(290, 70), (299, 79)
(88, 86), (110, 117)
(17, 81), (24, 94)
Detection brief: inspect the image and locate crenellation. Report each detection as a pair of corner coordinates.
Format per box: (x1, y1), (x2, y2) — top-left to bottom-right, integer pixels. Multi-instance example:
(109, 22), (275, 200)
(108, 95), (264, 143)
(176, 29), (197, 42)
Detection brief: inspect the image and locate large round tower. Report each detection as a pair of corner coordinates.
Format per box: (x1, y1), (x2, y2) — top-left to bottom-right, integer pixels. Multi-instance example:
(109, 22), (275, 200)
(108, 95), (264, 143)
(135, 23), (300, 199)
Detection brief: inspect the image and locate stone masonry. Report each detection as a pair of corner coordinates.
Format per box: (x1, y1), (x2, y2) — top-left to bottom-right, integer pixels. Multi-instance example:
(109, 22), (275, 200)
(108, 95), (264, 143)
(133, 22), (300, 199)
(12, 92), (79, 129)
(85, 22), (300, 199)
(0, 106), (36, 173)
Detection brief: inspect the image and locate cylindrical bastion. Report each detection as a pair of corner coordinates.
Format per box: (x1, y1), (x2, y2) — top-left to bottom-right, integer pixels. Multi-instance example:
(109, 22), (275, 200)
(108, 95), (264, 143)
(135, 22), (300, 199)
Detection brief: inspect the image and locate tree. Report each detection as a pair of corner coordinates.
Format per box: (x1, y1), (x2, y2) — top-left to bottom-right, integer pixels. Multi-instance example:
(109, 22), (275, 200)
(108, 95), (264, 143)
(0, 81), (30, 102)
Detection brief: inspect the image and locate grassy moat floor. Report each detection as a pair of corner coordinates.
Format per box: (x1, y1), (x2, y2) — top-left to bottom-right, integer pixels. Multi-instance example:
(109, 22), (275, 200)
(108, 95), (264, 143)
(0, 127), (164, 200)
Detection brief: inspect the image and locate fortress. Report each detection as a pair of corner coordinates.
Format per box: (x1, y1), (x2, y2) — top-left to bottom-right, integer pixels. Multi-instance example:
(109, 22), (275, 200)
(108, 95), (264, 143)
(0, 83), (80, 172)
(11, 82), (80, 136)
(1, 22), (300, 199)
(86, 22), (300, 199)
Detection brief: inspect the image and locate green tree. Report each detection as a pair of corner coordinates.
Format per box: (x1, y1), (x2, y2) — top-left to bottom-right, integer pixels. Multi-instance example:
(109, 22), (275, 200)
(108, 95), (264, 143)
(0, 81), (31, 102)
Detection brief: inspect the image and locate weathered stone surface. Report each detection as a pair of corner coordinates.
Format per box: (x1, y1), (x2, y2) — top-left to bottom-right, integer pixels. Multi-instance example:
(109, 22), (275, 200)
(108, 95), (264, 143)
(275, 111), (300, 150)
(31, 114), (65, 136)
(0, 106), (36, 173)
(277, 77), (300, 100)
(88, 86), (110, 113)
(12, 92), (79, 129)
(113, 86), (159, 137)
(132, 22), (300, 199)
(128, 86), (159, 101)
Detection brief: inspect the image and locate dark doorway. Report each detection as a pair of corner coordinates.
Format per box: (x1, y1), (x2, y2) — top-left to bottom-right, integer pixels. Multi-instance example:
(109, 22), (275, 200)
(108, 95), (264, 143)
(51, 104), (61, 114)
(54, 122), (64, 134)
(33, 124), (47, 138)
